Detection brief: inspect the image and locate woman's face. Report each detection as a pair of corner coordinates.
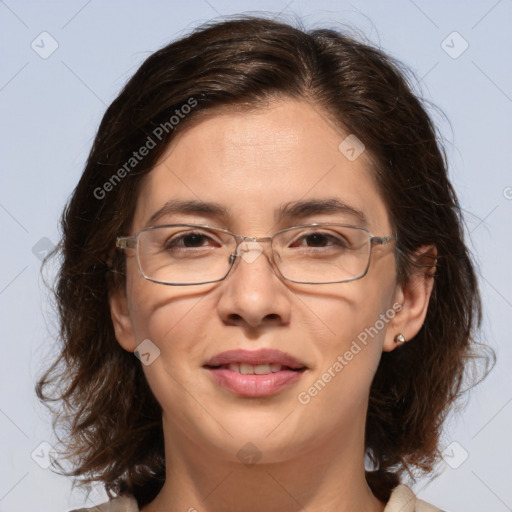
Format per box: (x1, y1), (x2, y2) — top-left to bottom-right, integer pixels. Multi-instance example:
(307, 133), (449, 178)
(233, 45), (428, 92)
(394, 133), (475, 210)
(112, 99), (404, 465)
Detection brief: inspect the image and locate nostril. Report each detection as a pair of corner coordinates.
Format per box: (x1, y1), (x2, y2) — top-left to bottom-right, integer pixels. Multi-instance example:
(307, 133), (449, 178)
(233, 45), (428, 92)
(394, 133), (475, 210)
(227, 313), (244, 325)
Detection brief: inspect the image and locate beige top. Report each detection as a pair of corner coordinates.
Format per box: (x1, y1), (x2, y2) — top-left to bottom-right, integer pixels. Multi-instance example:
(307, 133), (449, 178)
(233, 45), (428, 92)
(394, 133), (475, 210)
(69, 484), (442, 511)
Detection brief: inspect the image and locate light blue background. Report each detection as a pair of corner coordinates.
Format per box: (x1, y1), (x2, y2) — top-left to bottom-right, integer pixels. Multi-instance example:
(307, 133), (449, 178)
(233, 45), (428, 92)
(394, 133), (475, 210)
(1, 1), (511, 511)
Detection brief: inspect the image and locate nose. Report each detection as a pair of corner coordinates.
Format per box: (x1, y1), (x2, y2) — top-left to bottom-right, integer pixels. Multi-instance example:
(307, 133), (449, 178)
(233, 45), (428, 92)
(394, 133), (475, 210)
(216, 239), (292, 329)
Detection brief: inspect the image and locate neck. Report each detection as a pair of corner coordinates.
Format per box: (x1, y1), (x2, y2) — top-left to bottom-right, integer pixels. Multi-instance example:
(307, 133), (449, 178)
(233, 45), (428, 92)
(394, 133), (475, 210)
(141, 413), (385, 512)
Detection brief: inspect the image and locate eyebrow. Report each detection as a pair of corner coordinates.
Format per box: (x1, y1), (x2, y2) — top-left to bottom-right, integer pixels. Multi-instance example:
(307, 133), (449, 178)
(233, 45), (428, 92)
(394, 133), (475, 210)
(146, 198), (368, 227)
(147, 199), (229, 226)
(277, 198), (368, 226)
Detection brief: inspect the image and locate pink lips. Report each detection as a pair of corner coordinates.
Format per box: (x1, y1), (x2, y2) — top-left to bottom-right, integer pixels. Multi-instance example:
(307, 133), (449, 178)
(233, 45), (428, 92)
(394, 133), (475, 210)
(203, 349), (307, 397)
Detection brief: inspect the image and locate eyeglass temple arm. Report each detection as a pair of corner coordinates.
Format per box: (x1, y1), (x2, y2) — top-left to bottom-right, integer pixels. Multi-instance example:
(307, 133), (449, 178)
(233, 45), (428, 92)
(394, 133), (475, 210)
(116, 236), (137, 250)
(372, 235), (396, 246)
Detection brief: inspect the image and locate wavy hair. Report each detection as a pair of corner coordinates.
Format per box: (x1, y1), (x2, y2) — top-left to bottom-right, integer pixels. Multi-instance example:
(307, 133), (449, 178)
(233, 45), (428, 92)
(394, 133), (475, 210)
(36, 15), (493, 507)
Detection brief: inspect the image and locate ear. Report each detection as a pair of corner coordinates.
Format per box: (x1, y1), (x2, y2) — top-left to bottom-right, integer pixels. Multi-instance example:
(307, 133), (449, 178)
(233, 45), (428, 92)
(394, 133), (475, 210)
(109, 287), (138, 352)
(383, 244), (437, 352)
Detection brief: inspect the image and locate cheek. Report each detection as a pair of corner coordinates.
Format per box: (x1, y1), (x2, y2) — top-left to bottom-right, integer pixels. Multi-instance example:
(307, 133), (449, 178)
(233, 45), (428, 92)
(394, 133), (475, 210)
(126, 287), (213, 420)
(125, 254), (203, 343)
(299, 277), (396, 403)
(303, 280), (393, 350)
(129, 287), (211, 357)
(295, 302), (388, 429)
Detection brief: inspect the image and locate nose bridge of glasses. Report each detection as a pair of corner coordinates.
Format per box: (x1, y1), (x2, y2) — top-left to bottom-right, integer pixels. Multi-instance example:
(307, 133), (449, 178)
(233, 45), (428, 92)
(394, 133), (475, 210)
(231, 234), (277, 267)
(234, 234), (273, 243)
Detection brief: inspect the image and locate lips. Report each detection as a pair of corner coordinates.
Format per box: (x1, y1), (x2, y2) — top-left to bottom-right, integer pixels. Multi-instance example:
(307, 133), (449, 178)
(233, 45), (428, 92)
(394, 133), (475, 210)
(203, 349), (307, 397)
(219, 362), (286, 374)
(204, 348), (307, 370)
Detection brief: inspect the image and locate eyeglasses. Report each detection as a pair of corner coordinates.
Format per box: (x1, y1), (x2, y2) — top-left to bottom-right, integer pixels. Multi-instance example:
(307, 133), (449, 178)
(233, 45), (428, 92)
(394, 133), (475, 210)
(116, 223), (396, 286)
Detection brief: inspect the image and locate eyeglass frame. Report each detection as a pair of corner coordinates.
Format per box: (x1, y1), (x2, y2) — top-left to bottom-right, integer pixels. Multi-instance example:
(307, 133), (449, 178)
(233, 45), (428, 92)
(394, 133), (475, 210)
(116, 222), (396, 286)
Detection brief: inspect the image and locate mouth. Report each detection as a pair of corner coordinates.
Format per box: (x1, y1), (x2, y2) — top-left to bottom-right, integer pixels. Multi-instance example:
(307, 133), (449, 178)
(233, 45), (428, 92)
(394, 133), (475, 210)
(205, 362), (306, 375)
(203, 349), (307, 397)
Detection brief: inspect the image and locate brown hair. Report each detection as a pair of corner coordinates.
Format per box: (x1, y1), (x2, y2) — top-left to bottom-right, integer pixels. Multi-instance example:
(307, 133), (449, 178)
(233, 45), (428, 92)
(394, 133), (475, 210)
(36, 15), (492, 506)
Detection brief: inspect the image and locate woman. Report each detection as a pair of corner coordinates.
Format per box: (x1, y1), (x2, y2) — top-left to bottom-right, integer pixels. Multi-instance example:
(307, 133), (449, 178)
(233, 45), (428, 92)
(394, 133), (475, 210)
(36, 15), (489, 511)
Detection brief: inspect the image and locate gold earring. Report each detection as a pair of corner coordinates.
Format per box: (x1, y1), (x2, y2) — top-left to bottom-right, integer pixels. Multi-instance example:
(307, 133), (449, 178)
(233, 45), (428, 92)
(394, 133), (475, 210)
(394, 333), (407, 344)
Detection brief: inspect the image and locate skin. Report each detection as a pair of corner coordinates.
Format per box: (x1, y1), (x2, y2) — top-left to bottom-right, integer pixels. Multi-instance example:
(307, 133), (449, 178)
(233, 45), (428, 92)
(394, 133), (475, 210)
(110, 99), (435, 512)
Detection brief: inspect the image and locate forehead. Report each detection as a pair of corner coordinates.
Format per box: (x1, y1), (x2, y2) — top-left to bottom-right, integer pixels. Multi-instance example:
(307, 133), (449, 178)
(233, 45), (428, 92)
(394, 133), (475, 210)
(134, 99), (390, 234)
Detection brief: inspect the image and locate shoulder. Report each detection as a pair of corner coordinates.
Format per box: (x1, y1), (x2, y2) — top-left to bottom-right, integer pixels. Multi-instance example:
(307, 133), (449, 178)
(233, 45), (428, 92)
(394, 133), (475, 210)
(384, 484), (445, 512)
(68, 486), (443, 512)
(68, 494), (139, 512)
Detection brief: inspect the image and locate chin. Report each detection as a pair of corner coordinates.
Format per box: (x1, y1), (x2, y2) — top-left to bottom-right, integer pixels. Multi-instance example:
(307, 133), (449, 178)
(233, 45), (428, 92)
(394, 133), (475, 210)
(201, 412), (317, 462)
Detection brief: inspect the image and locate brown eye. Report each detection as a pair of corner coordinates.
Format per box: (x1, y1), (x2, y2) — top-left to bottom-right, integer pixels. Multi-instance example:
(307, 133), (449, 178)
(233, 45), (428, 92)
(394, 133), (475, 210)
(166, 233), (213, 248)
(290, 231), (348, 249)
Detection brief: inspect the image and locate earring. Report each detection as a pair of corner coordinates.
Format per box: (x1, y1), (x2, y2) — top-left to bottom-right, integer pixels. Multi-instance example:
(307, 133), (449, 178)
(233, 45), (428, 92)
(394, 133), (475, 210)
(394, 333), (407, 344)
